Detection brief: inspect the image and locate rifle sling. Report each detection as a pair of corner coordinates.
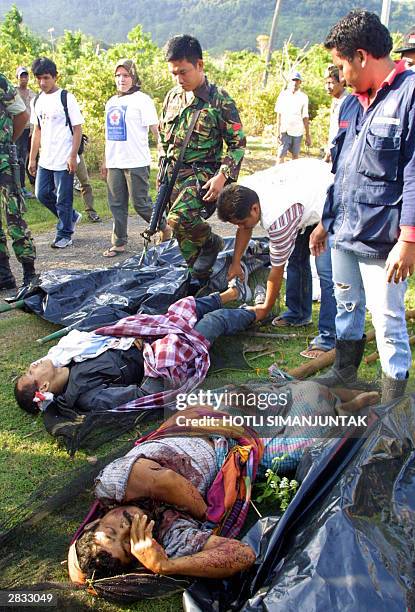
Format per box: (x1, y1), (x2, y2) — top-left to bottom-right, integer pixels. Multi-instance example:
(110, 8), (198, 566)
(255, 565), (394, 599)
(165, 98), (205, 200)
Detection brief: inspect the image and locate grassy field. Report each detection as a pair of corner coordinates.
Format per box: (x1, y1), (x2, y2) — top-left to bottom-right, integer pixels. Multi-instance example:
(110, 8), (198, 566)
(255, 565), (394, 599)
(1, 141), (415, 610)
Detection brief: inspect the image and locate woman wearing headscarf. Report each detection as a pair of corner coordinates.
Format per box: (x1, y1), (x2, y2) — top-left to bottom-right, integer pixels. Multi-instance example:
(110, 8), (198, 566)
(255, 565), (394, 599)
(101, 59), (170, 257)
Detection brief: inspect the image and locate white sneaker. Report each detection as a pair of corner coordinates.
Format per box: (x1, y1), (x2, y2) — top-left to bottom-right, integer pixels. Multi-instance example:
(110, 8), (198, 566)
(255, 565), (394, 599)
(228, 262), (252, 302)
(254, 284), (266, 305)
(51, 237), (73, 249)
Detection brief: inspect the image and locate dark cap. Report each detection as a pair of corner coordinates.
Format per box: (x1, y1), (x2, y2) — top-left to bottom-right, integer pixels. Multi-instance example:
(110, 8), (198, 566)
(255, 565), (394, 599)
(394, 26), (415, 54)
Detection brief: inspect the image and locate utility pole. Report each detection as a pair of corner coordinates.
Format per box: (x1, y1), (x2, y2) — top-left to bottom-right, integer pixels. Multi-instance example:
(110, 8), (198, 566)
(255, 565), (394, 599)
(263, 0), (283, 88)
(380, 0), (391, 28)
(48, 27), (55, 55)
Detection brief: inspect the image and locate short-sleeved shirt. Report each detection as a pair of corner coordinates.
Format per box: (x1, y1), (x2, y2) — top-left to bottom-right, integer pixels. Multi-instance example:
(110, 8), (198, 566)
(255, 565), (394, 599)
(268, 203), (304, 267)
(274, 89), (309, 137)
(105, 91), (158, 169)
(95, 436), (217, 558)
(30, 88), (84, 171)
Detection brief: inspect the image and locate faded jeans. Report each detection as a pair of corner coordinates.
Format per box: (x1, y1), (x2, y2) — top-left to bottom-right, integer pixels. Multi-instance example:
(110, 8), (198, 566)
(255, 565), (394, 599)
(280, 226), (336, 350)
(331, 248), (410, 380)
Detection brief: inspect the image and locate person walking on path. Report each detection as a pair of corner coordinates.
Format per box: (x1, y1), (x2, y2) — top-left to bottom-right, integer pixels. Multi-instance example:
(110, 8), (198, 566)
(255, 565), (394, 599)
(29, 57), (83, 249)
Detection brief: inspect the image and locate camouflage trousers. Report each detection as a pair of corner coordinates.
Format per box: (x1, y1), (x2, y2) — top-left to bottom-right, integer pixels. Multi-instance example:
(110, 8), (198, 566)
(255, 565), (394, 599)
(0, 167), (36, 263)
(167, 172), (212, 270)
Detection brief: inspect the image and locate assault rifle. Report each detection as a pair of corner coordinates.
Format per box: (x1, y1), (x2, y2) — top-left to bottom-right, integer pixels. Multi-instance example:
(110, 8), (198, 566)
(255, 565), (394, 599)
(3, 143), (26, 212)
(139, 100), (205, 265)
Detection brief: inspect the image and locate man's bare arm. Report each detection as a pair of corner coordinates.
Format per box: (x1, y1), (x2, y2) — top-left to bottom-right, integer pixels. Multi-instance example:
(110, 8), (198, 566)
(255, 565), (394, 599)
(28, 124), (41, 177)
(246, 264), (284, 321)
(303, 117), (311, 147)
(12, 110), (29, 141)
(68, 124), (82, 174)
(131, 516), (256, 578)
(227, 227), (253, 280)
(124, 458), (207, 520)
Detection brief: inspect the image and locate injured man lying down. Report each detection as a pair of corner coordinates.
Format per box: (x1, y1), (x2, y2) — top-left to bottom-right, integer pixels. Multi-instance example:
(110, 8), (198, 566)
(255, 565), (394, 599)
(14, 275), (254, 418)
(68, 384), (379, 585)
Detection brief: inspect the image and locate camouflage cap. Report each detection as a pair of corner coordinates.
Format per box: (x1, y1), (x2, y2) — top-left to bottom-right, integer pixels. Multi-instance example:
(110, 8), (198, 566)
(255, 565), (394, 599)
(394, 26), (415, 54)
(114, 58), (141, 87)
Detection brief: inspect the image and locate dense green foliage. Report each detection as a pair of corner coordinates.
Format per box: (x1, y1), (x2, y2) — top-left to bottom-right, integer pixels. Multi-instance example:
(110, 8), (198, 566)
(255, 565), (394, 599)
(0, 6), (407, 167)
(2, 0), (415, 53)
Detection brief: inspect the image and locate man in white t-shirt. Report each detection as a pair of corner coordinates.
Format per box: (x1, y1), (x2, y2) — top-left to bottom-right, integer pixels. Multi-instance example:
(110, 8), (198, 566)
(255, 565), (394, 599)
(217, 159), (333, 322)
(29, 57), (84, 249)
(323, 65), (348, 163)
(274, 71), (311, 164)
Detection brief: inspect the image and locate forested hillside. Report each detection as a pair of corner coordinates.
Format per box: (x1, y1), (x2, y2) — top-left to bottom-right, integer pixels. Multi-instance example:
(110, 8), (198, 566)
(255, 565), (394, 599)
(2, 0), (414, 53)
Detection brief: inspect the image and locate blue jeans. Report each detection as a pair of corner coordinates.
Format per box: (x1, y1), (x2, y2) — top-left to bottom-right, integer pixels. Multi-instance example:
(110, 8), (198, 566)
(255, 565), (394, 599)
(35, 167), (76, 240)
(312, 248), (337, 351)
(280, 226), (313, 325)
(141, 294), (256, 395)
(193, 293), (256, 345)
(331, 248), (410, 379)
(280, 227), (336, 350)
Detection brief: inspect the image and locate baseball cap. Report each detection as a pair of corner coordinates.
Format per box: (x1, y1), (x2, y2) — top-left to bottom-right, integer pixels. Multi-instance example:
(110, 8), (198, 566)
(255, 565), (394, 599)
(290, 71), (302, 81)
(16, 66), (29, 78)
(394, 26), (415, 54)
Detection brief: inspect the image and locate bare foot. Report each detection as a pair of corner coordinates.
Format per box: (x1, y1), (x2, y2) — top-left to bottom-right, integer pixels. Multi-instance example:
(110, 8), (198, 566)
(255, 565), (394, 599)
(300, 347), (328, 359)
(340, 391), (380, 412)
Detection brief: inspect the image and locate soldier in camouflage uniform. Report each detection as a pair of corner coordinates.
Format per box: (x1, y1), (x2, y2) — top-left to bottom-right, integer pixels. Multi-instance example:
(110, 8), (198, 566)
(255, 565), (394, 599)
(159, 35), (246, 279)
(0, 73), (36, 290)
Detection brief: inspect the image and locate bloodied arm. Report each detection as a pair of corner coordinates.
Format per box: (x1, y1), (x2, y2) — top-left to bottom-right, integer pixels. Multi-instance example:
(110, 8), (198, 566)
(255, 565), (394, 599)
(130, 515), (256, 578)
(123, 458), (207, 520)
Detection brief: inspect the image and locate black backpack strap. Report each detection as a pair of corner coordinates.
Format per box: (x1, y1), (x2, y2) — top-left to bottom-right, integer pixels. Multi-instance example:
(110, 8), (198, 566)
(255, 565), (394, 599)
(60, 89), (73, 134)
(33, 92), (41, 129)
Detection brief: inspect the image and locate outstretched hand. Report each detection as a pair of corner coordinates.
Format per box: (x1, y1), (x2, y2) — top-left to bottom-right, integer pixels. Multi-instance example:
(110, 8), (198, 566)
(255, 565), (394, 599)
(130, 514), (168, 574)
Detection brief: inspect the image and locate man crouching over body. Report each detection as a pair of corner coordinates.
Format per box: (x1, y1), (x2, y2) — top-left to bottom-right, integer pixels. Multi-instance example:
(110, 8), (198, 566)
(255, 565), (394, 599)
(217, 158), (333, 323)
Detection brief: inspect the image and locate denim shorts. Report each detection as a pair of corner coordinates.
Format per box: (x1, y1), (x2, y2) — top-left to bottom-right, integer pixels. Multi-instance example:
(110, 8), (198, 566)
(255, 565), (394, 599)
(279, 132), (302, 156)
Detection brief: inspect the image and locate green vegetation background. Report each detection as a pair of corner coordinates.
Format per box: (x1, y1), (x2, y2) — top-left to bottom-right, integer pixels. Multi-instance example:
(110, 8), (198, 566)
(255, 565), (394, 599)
(2, 0), (415, 54)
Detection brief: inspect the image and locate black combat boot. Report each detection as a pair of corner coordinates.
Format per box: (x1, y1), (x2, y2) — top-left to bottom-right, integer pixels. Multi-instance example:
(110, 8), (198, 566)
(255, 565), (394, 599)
(314, 337), (367, 387)
(381, 373), (408, 403)
(192, 233), (224, 279)
(21, 259), (38, 286)
(0, 257), (16, 290)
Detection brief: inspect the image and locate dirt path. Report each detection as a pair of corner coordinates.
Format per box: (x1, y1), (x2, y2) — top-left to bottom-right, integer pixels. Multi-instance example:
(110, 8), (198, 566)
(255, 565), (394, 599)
(3, 211), (265, 290)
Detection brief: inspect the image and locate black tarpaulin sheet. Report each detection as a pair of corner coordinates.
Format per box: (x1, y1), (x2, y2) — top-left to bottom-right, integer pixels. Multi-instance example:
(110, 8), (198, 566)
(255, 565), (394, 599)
(184, 397), (415, 612)
(22, 237), (269, 330)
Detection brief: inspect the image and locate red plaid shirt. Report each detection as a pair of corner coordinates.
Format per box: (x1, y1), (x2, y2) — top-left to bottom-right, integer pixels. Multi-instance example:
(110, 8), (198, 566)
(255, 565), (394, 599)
(95, 297), (211, 412)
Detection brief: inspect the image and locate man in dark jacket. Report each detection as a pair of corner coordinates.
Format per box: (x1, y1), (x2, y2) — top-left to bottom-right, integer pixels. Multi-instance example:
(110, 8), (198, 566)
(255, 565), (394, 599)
(309, 10), (415, 402)
(14, 278), (253, 416)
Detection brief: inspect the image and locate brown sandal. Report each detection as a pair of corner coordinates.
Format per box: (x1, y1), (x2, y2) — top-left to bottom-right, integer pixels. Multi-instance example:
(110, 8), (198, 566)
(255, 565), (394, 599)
(102, 247), (126, 258)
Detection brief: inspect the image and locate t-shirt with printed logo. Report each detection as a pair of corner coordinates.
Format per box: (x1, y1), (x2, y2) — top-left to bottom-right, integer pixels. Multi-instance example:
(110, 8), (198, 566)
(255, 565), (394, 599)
(104, 90), (158, 169)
